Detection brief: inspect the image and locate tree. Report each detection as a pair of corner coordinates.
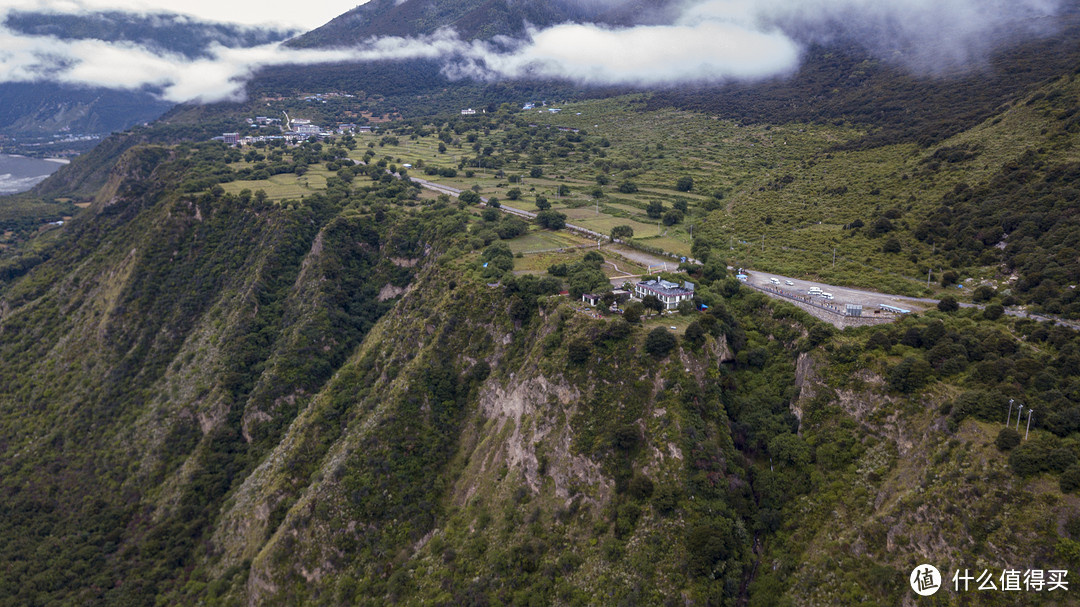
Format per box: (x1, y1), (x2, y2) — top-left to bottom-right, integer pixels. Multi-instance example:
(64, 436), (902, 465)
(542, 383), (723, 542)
(535, 210), (567, 230)
(643, 295), (664, 316)
(458, 190), (480, 204)
(663, 210), (683, 226)
(507, 188), (522, 200)
(675, 176), (694, 192)
(646, 200), (664, 219)
(938, 295), (959, 312)
(882, 237), (902, 253)
(596, 173), (610, 185)
(618, 181), (638, 193)
(534, 196), (550, 210)
(557, 184), (571, 196)
(610, 225), (634, 241)
(673, 199), (688, 213)
(530, 167), (543, 178)
(624, 301), (644, 323)
(887, 356), (933, 392)
(645, 327), (677, 357)
(983, 303), (1005, 320)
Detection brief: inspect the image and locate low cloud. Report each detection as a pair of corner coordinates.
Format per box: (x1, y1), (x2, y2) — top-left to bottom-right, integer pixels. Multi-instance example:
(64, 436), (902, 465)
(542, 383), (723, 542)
(0, 0), (1066, 104)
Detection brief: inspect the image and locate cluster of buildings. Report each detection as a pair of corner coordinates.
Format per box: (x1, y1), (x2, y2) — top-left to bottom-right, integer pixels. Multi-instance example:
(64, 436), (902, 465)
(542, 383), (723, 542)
(217, 118), (374, 147)
(582, 278), (696, 312)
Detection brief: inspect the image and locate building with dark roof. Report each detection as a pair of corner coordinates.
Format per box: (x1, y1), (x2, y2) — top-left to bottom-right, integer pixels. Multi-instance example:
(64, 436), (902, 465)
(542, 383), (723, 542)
(634, 279), (694, 310)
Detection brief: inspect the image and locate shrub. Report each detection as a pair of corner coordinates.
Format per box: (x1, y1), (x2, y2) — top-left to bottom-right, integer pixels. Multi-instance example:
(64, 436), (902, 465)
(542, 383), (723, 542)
(995, 428), (1021, 451)
(938, 296), (959, 312)
(887, 356), (933, 392)
(1062, 466), (1080, 493)
(645, 327), (677, 357)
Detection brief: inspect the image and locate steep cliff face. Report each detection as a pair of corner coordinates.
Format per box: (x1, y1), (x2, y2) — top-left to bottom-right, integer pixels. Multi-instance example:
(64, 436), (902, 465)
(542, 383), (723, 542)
(3, 143), (1079, 607)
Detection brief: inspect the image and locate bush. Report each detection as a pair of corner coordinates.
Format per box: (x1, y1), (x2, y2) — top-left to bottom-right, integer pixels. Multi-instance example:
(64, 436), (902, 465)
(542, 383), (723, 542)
(684, 321), (705, 345)
(983, 303), (1004, 320)
(675, 176), (694, 192)
(887, 356), (933, 392)
(628, 473), (654, 500)
(535, 210), (566, 230)
(567, 341), (590, 365)
(995, 427), (1021, 451)
(645, 327), (677, 357)
(938, 295), (959, 312)
(1049, 448), (1078, 473)
(1062, 465), (1080, 493)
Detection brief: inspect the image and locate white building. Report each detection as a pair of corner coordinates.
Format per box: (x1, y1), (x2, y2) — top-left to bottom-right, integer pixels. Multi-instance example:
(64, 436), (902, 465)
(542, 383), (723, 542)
(634, 279), (695, 310)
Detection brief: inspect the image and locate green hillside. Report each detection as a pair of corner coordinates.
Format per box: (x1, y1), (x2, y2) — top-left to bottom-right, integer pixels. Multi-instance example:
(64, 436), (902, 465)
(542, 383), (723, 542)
(1, 128), (1080, 605)
(1, 2), (1080, 603)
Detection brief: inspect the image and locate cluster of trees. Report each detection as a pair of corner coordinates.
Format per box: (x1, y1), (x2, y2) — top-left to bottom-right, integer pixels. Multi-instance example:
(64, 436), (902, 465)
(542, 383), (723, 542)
(915, 152), (1080, 318)
(547, 251), (608, 298)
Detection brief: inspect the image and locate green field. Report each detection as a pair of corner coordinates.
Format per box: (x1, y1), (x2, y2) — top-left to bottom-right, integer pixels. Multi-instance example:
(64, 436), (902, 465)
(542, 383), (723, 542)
(220, 165), (334, 201)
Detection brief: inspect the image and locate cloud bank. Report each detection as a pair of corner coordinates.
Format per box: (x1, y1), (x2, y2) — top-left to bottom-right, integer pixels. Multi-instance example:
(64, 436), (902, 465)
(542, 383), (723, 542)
(0, 0), (1065, 104)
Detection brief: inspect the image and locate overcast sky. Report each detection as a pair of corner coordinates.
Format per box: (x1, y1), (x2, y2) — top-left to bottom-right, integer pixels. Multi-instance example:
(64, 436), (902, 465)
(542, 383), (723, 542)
(1, 0), (360, 28)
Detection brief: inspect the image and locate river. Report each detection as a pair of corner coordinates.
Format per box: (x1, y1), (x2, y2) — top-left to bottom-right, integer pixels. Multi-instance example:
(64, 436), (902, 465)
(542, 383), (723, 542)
(0, 154), (67, 194)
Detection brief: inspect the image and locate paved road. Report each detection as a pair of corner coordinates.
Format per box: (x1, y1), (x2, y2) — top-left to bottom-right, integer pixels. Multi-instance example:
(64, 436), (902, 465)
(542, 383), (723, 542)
(408, 176), (611, 242)
(406, 169), (1080, 329)
(742, 270), (931, 313)
(743, 269), (1080, 328)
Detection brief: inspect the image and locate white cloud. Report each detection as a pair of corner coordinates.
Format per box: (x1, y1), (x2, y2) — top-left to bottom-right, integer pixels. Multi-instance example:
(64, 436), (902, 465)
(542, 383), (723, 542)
(0, 0), (1065, 103)
(480, 22), (801, 84)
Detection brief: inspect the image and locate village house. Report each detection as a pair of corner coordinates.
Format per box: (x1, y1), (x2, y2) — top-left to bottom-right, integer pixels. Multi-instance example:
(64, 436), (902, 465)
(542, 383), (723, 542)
(634, 279), (695, 310)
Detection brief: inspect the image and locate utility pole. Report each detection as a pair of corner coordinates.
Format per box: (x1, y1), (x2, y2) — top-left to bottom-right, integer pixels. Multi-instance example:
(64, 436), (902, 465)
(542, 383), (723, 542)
(1007, 399), (1014, 426)
(1026, 409), (1034, 440)
(927, 268), (932, 289)
(1017, 404), (1023, 431)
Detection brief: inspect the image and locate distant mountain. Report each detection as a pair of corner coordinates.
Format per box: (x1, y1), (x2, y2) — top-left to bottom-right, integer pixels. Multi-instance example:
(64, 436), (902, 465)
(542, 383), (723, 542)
(286, 0), (680, 47)
(279, 0), (1080, 148)
(3, 10), (296, 59)
(0, 10), (295, 148)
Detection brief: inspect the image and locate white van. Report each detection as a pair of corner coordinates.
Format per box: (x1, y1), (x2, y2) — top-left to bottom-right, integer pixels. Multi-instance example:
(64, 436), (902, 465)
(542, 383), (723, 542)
(821, 292), (834, 300)
(808, 287), (822, 295)
(770, 277), (780, 285)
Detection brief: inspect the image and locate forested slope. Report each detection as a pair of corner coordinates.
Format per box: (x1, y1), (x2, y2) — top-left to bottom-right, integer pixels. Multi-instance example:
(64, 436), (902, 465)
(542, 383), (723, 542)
(1, 139), (1079, 606)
